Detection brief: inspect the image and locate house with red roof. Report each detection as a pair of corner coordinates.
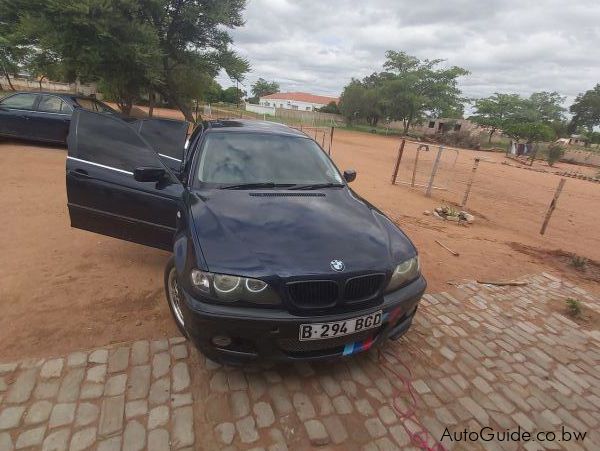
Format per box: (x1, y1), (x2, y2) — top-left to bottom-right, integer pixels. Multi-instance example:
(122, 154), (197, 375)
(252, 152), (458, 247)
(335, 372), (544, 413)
(259, 92), (339, 112)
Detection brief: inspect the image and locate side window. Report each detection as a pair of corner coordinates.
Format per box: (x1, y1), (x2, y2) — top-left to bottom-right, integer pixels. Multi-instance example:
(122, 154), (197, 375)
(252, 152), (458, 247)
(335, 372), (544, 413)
(38, 96), (71, 113)
(0, 93), (38, 110)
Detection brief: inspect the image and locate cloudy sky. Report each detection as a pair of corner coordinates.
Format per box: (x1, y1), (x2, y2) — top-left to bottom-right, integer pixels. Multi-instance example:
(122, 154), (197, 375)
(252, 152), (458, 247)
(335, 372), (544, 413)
(217, 0), (600, 106)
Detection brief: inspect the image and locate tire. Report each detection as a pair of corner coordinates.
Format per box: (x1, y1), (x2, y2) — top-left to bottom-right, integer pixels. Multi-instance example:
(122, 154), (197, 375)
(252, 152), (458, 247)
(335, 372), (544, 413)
(164, 256), (189, 339)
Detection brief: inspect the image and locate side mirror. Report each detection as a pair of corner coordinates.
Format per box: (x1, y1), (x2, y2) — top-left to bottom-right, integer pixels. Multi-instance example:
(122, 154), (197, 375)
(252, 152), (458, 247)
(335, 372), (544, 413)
(134, 167), (166, 182)
(343, 169), (357, 183)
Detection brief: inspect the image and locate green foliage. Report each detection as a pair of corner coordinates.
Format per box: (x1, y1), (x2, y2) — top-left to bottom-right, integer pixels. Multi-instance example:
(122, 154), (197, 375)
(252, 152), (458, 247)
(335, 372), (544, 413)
(6, 0), (250, 120)
(221, 86), (245, 104)
(339, 51), (468, 132)
(317, 101), (340, 114)
(251, 78), (279, 99)
(570, 255), (588, 271)
(565, 298), (582, 317)
(546, 143), (564, 166)
(569, 84), (600, 132)
(502, 122), (554, 143)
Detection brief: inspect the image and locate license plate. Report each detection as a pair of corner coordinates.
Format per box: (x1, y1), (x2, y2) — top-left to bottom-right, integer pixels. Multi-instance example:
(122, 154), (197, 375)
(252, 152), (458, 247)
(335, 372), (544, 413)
(299, 311), (382, 341)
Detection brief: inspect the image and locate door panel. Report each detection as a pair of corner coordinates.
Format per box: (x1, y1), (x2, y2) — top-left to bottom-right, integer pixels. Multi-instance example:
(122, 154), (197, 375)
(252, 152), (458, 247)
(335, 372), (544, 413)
(128, 118), (189, 173)
(31, 95), (72, 142)
(66, 109), (184, 251)
(0, 93), (40, 138)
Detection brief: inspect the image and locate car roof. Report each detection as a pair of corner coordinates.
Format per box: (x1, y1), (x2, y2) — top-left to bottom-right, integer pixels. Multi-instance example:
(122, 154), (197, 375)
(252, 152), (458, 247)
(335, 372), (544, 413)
(204, 119), (307, 138)
(4, 91), (102, 102)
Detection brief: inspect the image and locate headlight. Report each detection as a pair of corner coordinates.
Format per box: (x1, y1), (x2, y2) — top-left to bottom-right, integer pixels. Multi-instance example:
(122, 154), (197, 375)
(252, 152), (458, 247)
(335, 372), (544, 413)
(385, 256), (420, 293)
(190, 269), (280, 305)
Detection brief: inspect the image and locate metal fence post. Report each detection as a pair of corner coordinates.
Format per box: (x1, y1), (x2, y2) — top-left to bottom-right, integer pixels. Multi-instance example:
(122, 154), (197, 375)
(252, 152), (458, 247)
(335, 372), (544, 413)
(426, 146), (444, 197)
(391, 139), (406, 184)
(540, 178), (566, 235)
(461, 158), (480, 207)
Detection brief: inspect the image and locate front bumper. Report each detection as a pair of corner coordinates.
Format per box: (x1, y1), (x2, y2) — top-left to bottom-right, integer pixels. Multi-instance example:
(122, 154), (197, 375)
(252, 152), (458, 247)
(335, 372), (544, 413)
(178, 275), (426, 363)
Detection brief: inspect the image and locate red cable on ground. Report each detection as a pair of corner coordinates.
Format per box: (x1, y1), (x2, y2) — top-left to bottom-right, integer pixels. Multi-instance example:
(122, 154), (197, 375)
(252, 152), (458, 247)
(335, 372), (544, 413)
(377, 347), (447, 451)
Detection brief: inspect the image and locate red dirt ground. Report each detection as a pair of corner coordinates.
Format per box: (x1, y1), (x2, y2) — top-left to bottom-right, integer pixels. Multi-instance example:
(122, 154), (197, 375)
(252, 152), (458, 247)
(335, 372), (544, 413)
(1, 117), (598, 361)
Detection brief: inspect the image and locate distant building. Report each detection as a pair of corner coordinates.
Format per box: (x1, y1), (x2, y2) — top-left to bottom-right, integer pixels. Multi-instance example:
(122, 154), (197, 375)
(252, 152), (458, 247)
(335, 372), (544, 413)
(259, 92), (339, 112)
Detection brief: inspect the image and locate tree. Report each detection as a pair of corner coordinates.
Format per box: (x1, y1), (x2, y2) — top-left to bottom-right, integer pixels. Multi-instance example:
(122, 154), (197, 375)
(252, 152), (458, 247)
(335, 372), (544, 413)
(10, 0), (250, 120)
(569, 84), (600, 133)
(338, 51), (468, 133)
(221, 86), (245, 104)
(250, 78), (279, 102)
(528, 91), (566, 123)
(317, 101), (340, 114)
(471, 94), (524, 142)
(502, 122), (554, 143)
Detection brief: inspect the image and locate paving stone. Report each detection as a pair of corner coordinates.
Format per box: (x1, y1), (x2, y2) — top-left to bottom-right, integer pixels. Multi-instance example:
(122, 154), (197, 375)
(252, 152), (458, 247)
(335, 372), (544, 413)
(86, 365), (107, 384)
(75, 403), (99, 427)
(99, 395), (125, 436)
(375, 436), (400, 451)
(332, 395), (353, 415)
(79, 382), (103, 400)
(0, 363), (17, 375)
(57, 368), (84, 402)
(34, 380), (60, 400)
(171, 344), (188, 360)
(40, 358), (64, 378)
(412, 380), (431, 394)
(108, 347), (130, 373)
(253, 402), (275, 428)
(215, 422), (235, 445)
(304, 419), (329, 446)
(209, 371), (229, 393)
(320, 375), (342, 397)
(67, 352), (87, 367)
(125, 365), (150, 401)
(152, 352), (171, 379)
(131, 341), (149, 365)
(230, 391), (250, 419)
(458, 396), (489, 424)
(88, 349), (109, 364)
(148, 428), (169, 451)
(171, 392), (193, 408)
(172, 362), (190, 392)
(389, 425), (410, 447)
(25, 400), (53, 425)
(104, 373), (127, 397)
(236, 415), (259, 444)
(292, 392), (316, 421)
(69, 427), (96, 451)
(148, 405), (169, 429)
(314, 394), (334, 416)
(41, 427), (69, 451)
(150, 339), (169, 354)
(6, 368), (37, 403)
(15, 426), (46, 449)
(172, 406), (194, 448)
(49, 403), (76, 428)
(122, 420), (145, 451)
(364, 418), (386, 439)
(378, 405), (398, 425)
(355, 398), (375, 417)
(322, 415), (348, 444)
(0, 406), (26, 430)
(125, 400), (148, 419)
(96, 436), (121, 451)
(228, 370), (248, 390)
(268, 385), (293, 415)
(148, 377), (170, 405)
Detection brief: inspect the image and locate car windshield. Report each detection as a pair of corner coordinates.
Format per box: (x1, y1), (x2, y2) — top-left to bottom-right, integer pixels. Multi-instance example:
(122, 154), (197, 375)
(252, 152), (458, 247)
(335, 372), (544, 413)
(196, 132), (343, 186)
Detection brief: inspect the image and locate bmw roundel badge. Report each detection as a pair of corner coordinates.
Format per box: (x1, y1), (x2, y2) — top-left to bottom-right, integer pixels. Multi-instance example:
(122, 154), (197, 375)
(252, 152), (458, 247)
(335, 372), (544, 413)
(330, 259), (345, 272)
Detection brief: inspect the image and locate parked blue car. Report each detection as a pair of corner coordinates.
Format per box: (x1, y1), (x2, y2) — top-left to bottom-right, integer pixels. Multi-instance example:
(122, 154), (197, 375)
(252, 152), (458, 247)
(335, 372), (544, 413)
(0, 91), (118, 144)
(66, 109), (426, 363)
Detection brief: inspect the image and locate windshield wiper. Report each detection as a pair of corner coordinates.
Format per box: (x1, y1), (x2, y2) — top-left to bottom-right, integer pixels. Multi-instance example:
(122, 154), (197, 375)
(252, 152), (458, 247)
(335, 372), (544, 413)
(290, 182), (345, 190)
(220, 182), (296, 190)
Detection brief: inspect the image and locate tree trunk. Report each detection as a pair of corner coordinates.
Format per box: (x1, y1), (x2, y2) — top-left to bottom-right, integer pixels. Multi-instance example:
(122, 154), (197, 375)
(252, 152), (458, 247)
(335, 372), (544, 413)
(38, 75), (46, 91)
(2, 65), (16, 90)
(403, 119), (411, 134)
(148, 90), (154, 117)
(118, 97), (133, 116)
(488, 128), (495, 143)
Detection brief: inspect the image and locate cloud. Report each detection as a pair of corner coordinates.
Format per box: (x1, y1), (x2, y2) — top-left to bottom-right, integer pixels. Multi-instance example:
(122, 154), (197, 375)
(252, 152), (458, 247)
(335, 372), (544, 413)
(217, 0), (600, 106)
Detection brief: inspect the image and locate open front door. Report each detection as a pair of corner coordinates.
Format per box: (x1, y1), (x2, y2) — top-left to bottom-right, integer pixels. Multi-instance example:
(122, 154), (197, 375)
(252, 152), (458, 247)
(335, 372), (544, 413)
(128, 118), (189, 173)
(66, 110), (184, 251)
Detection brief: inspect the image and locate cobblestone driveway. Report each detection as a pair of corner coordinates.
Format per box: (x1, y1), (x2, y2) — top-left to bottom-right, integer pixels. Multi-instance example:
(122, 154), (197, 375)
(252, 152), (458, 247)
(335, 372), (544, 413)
(1, 273), (598, 450)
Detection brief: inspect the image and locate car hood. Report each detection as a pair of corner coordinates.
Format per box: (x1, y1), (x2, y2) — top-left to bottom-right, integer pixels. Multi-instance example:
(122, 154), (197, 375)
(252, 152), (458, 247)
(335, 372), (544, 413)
(188, 188), (416, 278)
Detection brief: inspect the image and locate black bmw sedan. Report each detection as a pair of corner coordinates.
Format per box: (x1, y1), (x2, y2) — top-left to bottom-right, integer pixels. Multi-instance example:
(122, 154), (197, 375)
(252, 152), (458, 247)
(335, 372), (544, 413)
(66, 110), (426, 363)
(0, 91), (118, 144)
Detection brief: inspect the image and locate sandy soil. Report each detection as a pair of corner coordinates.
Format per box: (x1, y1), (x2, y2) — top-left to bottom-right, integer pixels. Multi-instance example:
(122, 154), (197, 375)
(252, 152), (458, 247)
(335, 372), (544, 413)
(1, 120), (599, 361)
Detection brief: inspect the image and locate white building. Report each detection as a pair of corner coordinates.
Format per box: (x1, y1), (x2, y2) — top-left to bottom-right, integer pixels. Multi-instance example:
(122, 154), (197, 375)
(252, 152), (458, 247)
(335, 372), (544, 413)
(259, 92), (339, 112)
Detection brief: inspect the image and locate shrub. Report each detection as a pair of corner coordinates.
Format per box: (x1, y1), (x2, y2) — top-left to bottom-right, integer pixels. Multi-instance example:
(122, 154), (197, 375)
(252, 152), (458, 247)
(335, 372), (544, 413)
(546, 144), (565, 167)
(570, 255), (588, 271)
(565, 298), (582, 317)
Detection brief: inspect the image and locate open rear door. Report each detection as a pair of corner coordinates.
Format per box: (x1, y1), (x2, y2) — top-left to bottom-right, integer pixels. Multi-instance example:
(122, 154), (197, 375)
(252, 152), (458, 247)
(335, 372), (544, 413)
(66, 110), (183, 251)
(128, 118), (189, 173)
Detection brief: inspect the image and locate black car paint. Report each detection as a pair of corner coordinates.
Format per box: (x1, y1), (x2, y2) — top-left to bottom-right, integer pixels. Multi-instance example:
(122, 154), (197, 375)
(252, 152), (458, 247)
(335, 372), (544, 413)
(66, 110), (426, 362)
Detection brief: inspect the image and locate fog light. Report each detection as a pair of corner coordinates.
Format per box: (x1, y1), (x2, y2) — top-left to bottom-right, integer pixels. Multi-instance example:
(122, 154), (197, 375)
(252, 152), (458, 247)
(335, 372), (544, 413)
(212, 335), (232, 348)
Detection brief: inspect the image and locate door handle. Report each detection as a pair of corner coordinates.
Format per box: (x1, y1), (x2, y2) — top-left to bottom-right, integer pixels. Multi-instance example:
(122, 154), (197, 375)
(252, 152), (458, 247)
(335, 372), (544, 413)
(72, 168), (89, 177)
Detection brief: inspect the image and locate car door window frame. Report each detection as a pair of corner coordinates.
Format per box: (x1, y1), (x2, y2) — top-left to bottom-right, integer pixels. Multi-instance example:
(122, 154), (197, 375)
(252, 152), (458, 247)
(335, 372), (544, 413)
(0, 93), (40, 111)
(37, 94), (73, 115)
